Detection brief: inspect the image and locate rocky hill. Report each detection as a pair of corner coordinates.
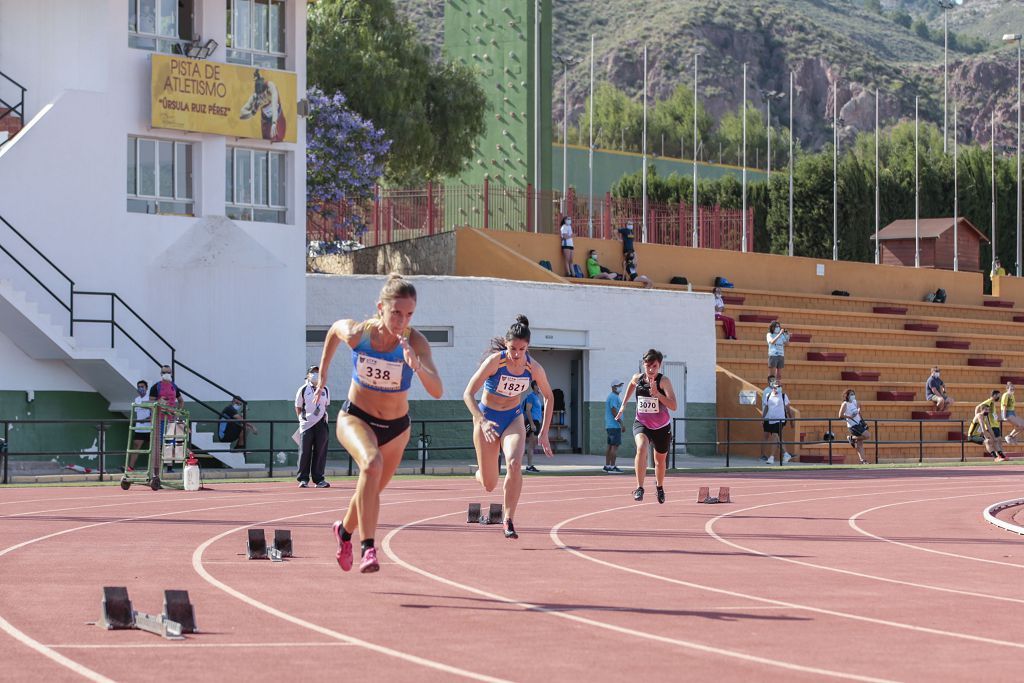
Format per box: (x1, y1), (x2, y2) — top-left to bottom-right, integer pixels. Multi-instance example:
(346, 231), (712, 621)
(396, 0), (1017, 149)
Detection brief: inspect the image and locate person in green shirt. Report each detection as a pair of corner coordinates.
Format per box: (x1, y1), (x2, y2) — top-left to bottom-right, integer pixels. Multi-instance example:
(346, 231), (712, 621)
(586, 250), (620, 280)
(1001, 382), (1023, 444)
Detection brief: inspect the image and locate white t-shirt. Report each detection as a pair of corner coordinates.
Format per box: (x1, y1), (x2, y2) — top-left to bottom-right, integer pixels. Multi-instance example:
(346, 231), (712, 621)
(762, 390), (790, 423)
(714, 293), (725, 313)
(132, 395), (152, 433)
(842, 399), (862, 428)
(560, 223), (574, 248)
(295, 383), (330, 433)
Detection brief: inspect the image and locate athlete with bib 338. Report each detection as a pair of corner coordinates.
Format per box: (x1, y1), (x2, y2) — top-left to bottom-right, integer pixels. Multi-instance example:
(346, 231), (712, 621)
(616, 349), (677, 504)
(464, 315), (554, 539)
(314, 275), (443, 573)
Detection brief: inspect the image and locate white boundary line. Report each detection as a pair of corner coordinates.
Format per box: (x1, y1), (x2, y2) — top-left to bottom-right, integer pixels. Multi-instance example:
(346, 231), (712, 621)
(983, 498), (1024, 536)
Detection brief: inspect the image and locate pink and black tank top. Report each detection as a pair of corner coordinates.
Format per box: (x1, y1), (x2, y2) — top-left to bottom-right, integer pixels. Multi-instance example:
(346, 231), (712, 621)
(634, 373), (670, 429)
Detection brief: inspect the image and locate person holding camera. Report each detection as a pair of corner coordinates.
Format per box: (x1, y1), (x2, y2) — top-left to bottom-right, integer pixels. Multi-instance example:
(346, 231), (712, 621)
(968, 395), (1006, 462)
(839, 389), (869, 465)
(767, 321), (790, 382)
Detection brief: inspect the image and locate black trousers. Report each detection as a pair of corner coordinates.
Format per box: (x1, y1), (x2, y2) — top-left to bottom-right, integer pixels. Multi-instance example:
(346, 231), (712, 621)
(297, 418), (329, 483)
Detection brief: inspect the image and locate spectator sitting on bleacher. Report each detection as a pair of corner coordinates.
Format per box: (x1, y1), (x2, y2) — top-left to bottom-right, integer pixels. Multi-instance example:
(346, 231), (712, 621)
(1001, 381), (1023, 444)
(586, 250), (621, 280)
(624, 251), (653, 289)
(925, 367), (954, 411)
(766, 321), (789, 381)
(713, 287), (737, 340)
(968, 401), (1006, 462)
(559, 216), (575, 277)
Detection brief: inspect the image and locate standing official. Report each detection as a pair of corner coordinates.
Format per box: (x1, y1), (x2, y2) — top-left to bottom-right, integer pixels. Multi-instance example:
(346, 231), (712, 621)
(296, 365), (331, 488)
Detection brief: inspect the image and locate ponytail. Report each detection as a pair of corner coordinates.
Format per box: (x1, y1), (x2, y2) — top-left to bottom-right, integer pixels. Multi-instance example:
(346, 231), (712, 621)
(488, 314), (531, 353)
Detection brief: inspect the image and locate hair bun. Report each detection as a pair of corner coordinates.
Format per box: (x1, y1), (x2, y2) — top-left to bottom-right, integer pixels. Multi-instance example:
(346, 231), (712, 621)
(515, 314), (529, 327)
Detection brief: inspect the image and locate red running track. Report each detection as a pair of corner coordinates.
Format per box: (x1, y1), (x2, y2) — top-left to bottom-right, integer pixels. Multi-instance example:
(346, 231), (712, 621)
(2, 467), (1023, 682)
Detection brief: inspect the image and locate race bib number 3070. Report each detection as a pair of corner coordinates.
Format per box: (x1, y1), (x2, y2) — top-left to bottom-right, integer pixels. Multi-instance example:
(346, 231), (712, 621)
(637, 397), (660, 414)
(357, 354), (403, 390)
(495, 375), (530, 397)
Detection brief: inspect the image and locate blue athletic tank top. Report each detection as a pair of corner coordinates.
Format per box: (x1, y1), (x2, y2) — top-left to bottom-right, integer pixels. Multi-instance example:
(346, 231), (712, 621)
(351, 327), (415, 393)
(483, 350), (533, 399)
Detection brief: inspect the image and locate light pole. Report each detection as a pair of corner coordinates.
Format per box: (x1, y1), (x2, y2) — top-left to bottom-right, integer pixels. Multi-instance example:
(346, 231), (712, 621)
(1003, 33), (1022, 275)
(761, 89), (784, 178)
(742, 62), (748, 252)
(875, 88), (880, 265)
(789, 72), (795, 257)
(992, 110), (997, 274)
(938, 1), (963, 153)
(588, 35), (594, 237)
(641, 43), (648, 243)
(915, 96), (920, 268)
(693, 51), (700, 248)
(533, 0), (541, 233)
(833, 81), (839, 261)
(557, 54), (580, 217)
(954, 101), (959, 271)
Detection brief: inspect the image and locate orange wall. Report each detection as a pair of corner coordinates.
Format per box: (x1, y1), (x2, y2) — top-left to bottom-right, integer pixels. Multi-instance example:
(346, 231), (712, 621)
(455, 229), (567, 284)
(474, 229), (985, 306)
(716, 367), (801, 458)
(991, 276), (1024, 304)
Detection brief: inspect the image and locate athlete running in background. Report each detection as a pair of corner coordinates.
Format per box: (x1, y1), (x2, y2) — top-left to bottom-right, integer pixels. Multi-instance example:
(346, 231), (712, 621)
(315, 275), (443, 573)
(616, 349), (677, 503)
(464, 315), (554, 539)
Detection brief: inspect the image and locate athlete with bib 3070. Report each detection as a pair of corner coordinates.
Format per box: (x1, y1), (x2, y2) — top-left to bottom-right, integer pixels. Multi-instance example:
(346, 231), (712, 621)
(616, 349), (677, 504)
(464, 315), (554, 539)
(314, 275), (443, 573)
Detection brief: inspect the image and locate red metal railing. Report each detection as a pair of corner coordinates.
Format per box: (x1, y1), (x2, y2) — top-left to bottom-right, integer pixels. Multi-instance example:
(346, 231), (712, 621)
(307, 183), (753, 252)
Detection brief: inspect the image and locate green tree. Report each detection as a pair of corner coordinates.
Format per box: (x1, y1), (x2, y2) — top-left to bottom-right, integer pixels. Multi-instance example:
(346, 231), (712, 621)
(307, 0), (487, 184)
(649, 84), (715, 159)
(715, 103), (767, 169)
(575, 82), (643, 152)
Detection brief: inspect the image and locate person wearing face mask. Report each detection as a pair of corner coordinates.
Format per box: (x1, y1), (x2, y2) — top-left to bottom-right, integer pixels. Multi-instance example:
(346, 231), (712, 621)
(925, 367), (954, 411)
(295, 366), (331, 488)
(127, 380), (152, 472)
(616, 349), (678, 502)
(149, 364), (184, 472)
(559, 216), (575, 277)
(217, 395), (257, 451)
(839, 389), (869, 465)
(766, 321), (790, 382)
(761, 381), (792, 465)
(464, 315), (555, 539)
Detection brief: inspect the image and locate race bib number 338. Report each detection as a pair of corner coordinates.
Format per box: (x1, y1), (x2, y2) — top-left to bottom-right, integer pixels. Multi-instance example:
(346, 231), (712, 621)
(495, 375), (530, 397)
(357, 354), (403, 390)
(637, 397), (660, 414)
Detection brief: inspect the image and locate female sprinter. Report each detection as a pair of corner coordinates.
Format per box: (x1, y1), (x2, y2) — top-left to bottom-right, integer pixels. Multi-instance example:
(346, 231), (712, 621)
(464, 315), (554, 539)
(315, 275), (443, 573)
(616, 349), (677, 503)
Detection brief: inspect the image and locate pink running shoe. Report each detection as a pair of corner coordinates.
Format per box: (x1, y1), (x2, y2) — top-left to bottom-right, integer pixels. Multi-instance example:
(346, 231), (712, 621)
(359, 546), (380, 573)
(332, 521), (353, 572)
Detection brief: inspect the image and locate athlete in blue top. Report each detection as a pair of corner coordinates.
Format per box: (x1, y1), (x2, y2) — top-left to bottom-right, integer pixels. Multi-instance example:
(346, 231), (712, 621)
(464, 315), (554, 539)
(314, 274), (443, 573)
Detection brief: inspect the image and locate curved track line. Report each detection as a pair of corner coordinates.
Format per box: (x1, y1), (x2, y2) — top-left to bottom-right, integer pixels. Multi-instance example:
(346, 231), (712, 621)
(550, 488), (1024, 653)
(385, 507), (895, 682)
(983, 499), (1024, 536)
(705, 486), (1024, 605)
(849, 494), (1024, 567)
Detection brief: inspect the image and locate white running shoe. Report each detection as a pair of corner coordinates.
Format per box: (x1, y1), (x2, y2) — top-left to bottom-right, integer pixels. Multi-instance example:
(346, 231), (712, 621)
(782, 452), (793, 464)
(765, 456), (776, 465)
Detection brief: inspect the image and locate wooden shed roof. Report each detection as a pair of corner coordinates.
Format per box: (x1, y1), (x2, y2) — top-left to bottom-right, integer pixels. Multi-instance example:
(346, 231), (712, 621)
(871, 218), (989, 243)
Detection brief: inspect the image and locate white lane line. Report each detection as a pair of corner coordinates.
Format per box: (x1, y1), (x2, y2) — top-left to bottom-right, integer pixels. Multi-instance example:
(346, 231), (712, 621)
(384, 508), (896, 682)
(550, 486), (1024, 655)
(706, 487), (1024, 605)
(48, 642), (354, 650)
(850, 494), (1024, 568)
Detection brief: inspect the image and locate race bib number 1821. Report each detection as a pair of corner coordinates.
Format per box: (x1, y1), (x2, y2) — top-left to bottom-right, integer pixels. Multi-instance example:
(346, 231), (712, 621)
(637, 397), (660, 414)
(495, 375), (530, 397)
(357, 354), (403, 390)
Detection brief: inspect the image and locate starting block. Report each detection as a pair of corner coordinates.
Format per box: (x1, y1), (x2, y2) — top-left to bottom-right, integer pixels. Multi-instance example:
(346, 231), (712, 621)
(247, 528), (268, 559)
(272, 529), (293, 558)
(466, 502), (503, 525)
(99, 587), (195, 640)
(697, 486), (731, 504)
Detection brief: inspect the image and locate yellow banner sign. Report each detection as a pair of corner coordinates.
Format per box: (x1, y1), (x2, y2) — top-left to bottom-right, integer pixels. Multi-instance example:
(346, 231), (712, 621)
(151, 54), (297, 143)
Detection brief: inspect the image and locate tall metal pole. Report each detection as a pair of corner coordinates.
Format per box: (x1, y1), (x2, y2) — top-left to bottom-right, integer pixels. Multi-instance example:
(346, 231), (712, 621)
(693, 52), (699, 248)
(943, 6), (948, 153)
(588, 35), (594, 237)
(1017, 38), (1022, 276)
(789, 72), (794, 257)
(533, 0), (541, 233)
(915, 96), (920, 268)
(954, 102), (959, 272)
(993, 110), (997, 274)
(641, 43), (648, 243)
(766, 98), (772, 177)
(561, 59), (568, 216)
(742, 62), (748, 252)
(833, 83), (838, 261)
(875, 88), (880, 265)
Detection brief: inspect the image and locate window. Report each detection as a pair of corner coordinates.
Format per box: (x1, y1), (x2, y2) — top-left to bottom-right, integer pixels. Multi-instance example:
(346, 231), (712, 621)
(305, 328), (328, 344)
(227, 0), (287, 69)
(129, 0), (194, 53)
(127, 136), (194, 215)
(417, 327), (454, 346)
(226, 146), (287, 223)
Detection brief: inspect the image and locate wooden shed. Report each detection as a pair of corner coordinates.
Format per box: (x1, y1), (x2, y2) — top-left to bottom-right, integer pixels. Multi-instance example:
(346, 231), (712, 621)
(871, 218), (988, 272)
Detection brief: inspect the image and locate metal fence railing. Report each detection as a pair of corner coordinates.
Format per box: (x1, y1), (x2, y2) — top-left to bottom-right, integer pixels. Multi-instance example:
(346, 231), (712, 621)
(0, 417), (475, 484)
(668, 416), (982, 468)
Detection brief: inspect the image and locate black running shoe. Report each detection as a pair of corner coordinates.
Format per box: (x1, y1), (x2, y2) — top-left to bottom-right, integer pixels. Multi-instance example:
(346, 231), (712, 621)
(656, 487), (665, 504)
(503, 519), (518, 539)
(633, 486), (644, 501)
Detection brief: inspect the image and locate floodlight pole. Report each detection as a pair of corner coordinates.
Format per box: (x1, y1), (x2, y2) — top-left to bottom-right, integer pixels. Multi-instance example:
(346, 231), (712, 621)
(875, 88), (880, 265)
(693, 52), (699, 248)
(954, 102), (959, 272)
(641, 43), (648, 243)
(915, 96), (920, 268)
(742, 62), (748, 252)
(833, 83), (838, 261)
(588, 35), (594, 237)
(789, 72), (794, 257)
